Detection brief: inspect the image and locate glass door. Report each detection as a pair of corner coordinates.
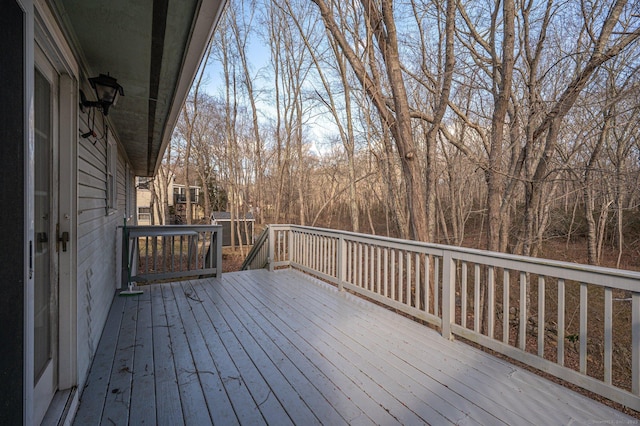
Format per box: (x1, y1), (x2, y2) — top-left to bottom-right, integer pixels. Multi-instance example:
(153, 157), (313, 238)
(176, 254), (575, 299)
(33, 49), (59, 425)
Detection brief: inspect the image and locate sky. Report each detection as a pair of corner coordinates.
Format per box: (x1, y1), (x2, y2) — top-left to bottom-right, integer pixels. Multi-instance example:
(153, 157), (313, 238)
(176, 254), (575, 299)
(200, 30), (335, 156)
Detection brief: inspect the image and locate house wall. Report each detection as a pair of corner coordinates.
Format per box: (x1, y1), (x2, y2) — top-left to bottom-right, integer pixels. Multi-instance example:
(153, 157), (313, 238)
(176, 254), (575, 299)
(117, 155), (129, 214)
(5, 0), (151, 421)
(76, 92), (134, 389)
(137, 188), (153, 225)
(5, 0), (223, 419)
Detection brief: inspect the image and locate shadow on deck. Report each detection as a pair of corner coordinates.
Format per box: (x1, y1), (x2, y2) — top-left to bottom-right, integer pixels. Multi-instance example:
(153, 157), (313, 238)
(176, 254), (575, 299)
(74, 269), (633, 425)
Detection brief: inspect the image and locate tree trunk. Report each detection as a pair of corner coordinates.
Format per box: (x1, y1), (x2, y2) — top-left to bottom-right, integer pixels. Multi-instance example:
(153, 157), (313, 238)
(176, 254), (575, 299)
(486, 0), (515, 253)
(584, 112), (611, 264)
(311, 0), (429, 241)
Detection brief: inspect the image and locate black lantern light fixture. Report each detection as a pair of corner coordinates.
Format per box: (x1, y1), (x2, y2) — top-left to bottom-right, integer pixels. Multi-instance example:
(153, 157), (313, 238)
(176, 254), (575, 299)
(80, 73), (124, 116)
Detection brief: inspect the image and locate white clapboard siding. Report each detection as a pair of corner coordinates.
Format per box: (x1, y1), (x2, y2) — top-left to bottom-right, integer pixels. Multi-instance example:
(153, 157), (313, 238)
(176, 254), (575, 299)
(76, 108), (131, 387)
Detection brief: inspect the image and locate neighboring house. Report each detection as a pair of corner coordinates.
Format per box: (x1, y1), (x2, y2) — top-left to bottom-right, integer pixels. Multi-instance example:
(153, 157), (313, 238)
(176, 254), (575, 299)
(0, 0), (225, 424)
(135, 177), (155, 225)
(135, 176), (204, 225)
(172, 183), (204, 223)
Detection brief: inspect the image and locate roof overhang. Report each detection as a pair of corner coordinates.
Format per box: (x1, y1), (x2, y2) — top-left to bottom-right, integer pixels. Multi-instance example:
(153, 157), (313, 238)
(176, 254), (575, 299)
(50, 0), (226, 176)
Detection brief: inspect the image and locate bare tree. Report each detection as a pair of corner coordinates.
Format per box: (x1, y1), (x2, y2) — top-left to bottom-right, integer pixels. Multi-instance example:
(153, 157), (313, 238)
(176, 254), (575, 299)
(186, 0), (640, 270)
(310, 0), (425, 239)
(230, 0), (265, 224)
(521, 0), (640, 256)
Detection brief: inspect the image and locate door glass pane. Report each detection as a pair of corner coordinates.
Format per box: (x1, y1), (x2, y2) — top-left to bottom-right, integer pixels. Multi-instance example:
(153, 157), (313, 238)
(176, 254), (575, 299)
(34, 68), (51, 381)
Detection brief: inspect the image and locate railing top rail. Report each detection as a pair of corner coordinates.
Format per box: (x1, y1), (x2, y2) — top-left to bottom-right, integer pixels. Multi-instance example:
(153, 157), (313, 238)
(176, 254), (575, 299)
(123, 224), (222, 235)
(272, 224), (640, 286)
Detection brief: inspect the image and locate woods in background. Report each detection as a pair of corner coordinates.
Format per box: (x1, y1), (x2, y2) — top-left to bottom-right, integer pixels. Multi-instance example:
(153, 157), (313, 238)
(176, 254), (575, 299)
(158, 0), (640, 268)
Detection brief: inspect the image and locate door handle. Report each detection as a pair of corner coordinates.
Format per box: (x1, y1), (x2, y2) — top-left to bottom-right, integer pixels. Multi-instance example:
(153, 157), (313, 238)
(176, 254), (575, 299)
(60, 232), (69, 252)
(57, 225), (69, 252)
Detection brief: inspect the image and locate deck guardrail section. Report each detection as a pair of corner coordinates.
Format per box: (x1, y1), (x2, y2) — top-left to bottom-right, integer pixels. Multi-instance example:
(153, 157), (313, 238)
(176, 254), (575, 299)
(444, 248), (640, 409)
(124, 225), (222, 284)
(265, 225), (447, 328)
(245, 224), (640, 411)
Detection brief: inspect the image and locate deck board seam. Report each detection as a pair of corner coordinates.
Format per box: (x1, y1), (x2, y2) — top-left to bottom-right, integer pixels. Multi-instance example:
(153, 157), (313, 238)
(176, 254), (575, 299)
(210, 274), (363, 425)
(274, 269), (634, 421)
(222, 272), (455, 424)
(192, 277), (293, 424)
(198, 276), (327, 424)
(282, 269), (629, 418)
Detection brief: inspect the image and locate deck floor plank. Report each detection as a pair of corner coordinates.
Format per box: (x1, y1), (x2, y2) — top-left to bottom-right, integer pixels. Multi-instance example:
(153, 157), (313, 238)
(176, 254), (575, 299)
(208, 275), (354, 425)
(220, 276), (399, 425)
(162, 284), (212, 425)
(226, 271), (483, 425)
(73, 295), (125, 426)
(74, 269), (636, 425)
(213, 274), (375, 424)
(277, 270), (624, 424)
(271, 272), (551, 425)
(222, 274), (451, 424)
(151, 284), (184, 426)
(173, 280), (238, 425)
(129, 287), (157, 425)
(201, 279), (330, 425)
(278, 270), (633, 424)
(100, 295), (139, 424)
(177, 282), (265, 426)
(193, 277), (293, 425)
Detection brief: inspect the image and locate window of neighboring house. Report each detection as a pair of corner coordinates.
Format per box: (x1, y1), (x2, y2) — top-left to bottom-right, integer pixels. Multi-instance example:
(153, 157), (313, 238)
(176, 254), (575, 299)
(137, 176), (152, 190)
(138, 206), (151, 223)
(172, 186), (200, 204)
(174, 186), (185, 203)
(106, 137), (117, 213)
(190, 187), (199, 204)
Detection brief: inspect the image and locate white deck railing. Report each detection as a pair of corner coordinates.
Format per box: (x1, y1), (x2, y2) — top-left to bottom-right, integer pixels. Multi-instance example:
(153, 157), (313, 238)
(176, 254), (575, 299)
(243, 224), (640, 411)
(123, 225), (223, 285)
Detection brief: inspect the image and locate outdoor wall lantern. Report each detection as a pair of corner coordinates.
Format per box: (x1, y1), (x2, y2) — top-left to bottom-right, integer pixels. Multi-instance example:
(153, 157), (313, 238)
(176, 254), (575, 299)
(80, 73), (124, 116)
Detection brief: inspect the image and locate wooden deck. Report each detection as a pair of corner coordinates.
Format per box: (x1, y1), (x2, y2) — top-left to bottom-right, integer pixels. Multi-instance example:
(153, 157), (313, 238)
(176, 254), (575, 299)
(73, 269), (634, 425)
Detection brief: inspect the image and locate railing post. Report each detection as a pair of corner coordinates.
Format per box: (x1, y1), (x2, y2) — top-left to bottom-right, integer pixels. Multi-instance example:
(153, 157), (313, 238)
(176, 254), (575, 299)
(288, 226), (293, 267)
(215, 226), (223, 277)
(441, 251), (455, 340)
(633, 292), (640, 395)
(120, 225), (128, 288)
(130, 237), (138, 283)
(268, 226), (275, 272)
(337, 236), (345, 291)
